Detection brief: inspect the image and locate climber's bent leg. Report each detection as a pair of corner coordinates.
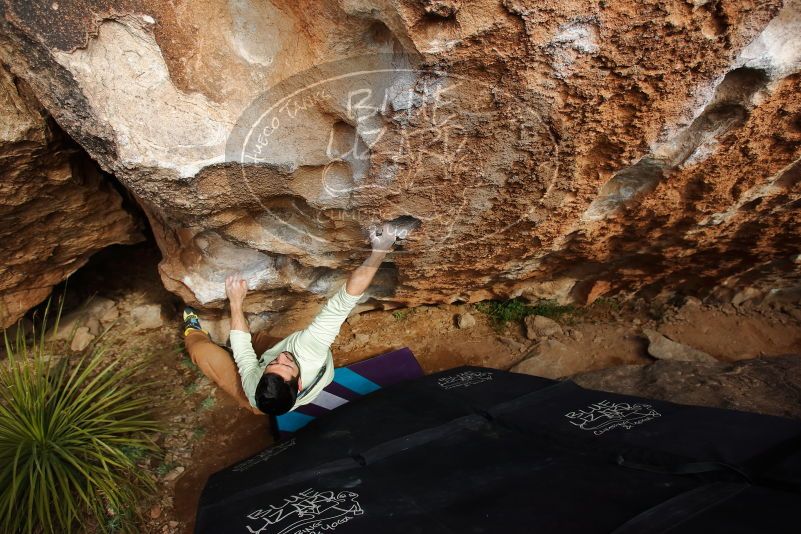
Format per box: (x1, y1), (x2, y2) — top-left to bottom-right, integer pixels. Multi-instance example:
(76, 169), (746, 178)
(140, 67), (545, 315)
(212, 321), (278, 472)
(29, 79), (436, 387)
(184, 331), (264, 415)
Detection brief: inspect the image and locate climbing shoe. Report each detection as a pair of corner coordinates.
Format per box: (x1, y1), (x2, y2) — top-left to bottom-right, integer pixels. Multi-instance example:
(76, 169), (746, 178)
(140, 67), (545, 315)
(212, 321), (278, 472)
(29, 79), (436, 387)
(182, 307), (208, 337)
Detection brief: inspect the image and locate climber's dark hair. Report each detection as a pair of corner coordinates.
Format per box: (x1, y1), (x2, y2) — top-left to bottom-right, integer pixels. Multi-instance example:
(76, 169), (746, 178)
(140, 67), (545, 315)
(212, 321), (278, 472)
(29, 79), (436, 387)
(255, 372), (299, 415)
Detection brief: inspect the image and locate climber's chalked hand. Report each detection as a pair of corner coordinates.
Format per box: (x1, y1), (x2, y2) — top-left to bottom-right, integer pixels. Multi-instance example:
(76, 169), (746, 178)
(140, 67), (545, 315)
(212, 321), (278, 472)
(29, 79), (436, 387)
(225, 273), (248, 309)
(369, 222), (405, 252)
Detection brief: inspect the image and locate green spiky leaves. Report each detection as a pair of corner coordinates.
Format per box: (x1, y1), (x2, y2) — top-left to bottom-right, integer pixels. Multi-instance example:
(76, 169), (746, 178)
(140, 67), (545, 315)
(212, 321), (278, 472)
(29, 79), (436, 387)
(0, 306), (161, 533)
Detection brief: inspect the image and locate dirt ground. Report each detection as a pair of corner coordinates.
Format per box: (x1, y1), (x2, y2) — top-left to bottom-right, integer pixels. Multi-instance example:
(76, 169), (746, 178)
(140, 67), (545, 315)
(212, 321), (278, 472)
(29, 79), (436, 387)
(21, 242), (801, 533)
(336, 296), (801, 375)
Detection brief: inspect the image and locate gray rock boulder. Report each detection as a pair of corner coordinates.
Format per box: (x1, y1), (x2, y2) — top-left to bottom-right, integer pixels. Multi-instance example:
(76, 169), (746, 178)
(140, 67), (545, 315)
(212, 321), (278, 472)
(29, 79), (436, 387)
(524, 315), (563, 340)
(643, 328), (717, 363)
(456, 313), (476, 329)
(49, 297), (118, 340)
(69, 326), (95, 352)
(130, 304), (164, 331)
(573, 355), (801, 419)
(511, 339), (571, 379)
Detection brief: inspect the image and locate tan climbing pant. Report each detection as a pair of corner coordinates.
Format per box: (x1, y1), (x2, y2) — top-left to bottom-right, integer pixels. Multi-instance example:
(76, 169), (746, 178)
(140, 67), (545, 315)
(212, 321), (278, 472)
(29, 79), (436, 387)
(185, 330), (276, 416)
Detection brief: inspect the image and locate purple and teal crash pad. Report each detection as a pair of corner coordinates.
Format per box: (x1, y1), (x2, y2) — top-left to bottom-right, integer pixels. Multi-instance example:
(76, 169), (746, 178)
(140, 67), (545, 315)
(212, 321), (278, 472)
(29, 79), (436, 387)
(275, 347), (422, 438)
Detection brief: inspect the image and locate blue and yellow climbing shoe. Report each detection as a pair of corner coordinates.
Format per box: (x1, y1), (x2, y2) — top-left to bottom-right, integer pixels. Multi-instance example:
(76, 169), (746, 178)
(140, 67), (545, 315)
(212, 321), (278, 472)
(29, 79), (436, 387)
(182, 307), (208, 337)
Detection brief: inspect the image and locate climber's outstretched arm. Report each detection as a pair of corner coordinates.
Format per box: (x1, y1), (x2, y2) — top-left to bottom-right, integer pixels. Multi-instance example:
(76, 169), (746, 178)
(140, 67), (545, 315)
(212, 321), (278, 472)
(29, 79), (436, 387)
(225, 274), (264, 399)
(226, 275), (250, 333)
(345, 223), (401, 296)
(296, 222), (406, 350)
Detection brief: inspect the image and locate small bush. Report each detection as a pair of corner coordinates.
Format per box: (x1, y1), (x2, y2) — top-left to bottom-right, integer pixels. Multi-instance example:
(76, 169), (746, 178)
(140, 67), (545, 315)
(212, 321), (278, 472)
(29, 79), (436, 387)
(201, 396), (216, 410)
(184, 381), (199, 395)
(155, 462), (176, 479)
(392, 308), (417, 321)
(474, 299), (576, 329)
(527, 300), (577, 320)
(0, 309), (160, 533)
(591, 297), (621, 312)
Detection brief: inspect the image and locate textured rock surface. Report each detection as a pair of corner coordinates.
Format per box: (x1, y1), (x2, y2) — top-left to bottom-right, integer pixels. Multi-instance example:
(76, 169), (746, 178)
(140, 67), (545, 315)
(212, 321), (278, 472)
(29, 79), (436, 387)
(1, 0), (800, 319)
(573, 355), (801, 419)
(0, 60), (141, 328)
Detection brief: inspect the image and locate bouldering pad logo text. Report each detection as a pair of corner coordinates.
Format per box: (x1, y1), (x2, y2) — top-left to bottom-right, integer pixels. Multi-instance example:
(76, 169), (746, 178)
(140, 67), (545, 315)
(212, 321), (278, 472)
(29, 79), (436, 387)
(244, 488), (364, 534)
(437, 370), (494, 389)
(565, 399), (661, 436)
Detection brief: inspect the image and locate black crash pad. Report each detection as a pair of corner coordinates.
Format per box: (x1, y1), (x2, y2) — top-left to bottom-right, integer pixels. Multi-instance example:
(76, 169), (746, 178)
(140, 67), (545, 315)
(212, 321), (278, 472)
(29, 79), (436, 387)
(196, 366), (801, 533)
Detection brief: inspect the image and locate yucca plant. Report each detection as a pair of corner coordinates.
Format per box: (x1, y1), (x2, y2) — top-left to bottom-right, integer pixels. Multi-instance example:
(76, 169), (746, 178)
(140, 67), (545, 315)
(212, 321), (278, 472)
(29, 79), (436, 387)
(0, 304), (161, 533)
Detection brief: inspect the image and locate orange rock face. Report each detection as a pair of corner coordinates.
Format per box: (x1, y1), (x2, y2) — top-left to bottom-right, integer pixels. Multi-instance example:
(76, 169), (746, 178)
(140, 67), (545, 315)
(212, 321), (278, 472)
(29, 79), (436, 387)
(0, 63), (141, 328)
(0, 0), (799, 317)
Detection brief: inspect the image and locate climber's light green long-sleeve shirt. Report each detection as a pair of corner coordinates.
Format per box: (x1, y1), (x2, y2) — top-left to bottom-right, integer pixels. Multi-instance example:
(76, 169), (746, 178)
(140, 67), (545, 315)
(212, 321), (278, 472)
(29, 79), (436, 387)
(229, 284), (362, 411)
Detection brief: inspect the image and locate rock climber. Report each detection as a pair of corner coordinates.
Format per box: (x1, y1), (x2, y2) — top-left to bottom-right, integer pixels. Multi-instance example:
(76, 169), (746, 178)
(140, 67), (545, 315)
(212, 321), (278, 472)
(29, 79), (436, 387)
(181, 223), (403, 415)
